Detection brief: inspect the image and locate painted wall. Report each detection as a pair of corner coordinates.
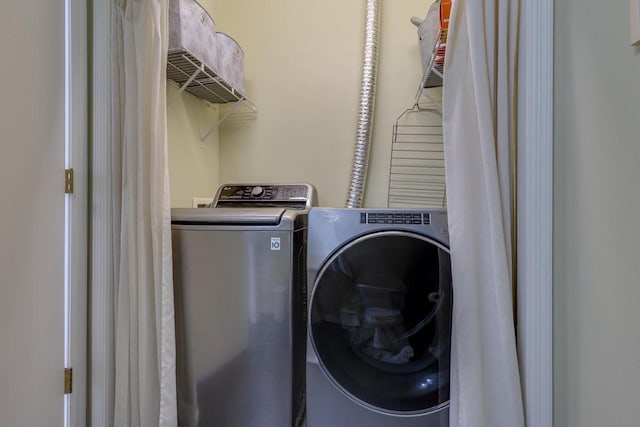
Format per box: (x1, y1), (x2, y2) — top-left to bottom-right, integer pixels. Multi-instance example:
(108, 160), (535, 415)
(167, 83), (221, 207)
(554, 1), (640, 426)
(197, 0), (428, 207)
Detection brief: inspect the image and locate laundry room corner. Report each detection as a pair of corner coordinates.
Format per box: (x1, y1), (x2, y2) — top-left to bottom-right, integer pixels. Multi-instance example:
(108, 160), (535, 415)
(183, 0), (428, 207)
(80, 0), (554, 426)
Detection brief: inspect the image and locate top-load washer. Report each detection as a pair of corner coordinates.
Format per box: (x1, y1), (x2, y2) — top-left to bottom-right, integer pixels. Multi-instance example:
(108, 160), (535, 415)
(306, 208), (452, 427)
(171, 183), (317, 427)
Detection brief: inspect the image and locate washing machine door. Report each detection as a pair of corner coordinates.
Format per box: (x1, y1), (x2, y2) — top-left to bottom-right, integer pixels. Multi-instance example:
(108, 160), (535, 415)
(309, 231), (452, 415)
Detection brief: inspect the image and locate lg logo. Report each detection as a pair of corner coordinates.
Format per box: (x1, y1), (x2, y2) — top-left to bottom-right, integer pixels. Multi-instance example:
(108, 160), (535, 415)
(270, 237), (281, 251)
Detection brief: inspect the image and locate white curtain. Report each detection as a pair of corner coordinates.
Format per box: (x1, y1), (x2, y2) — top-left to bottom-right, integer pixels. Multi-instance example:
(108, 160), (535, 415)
(112, 0), (177, 426)
(442, 0), (525, 426)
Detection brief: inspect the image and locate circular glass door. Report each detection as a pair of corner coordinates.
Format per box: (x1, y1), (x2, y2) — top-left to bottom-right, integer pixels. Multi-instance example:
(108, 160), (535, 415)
(309, 231), (452, 414)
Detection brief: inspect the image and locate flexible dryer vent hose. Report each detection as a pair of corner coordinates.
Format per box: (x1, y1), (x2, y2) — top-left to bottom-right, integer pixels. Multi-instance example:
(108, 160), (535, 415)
(346, 0), (382, 208)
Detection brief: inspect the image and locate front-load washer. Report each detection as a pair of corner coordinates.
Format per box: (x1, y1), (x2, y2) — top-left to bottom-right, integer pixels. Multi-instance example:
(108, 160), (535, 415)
(171, 183), (317, 427)
(306, 208), (452, 427)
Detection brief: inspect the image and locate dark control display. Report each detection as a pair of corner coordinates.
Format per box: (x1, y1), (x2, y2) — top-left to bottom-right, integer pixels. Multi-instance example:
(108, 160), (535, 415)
(360, 212), (431, 225)
(216, 185), (311, 207)
(219, 185), (278, 200)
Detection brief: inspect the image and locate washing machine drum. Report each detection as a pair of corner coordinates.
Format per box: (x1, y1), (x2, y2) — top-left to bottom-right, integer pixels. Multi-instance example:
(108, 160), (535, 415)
(309, 231), (452, 415)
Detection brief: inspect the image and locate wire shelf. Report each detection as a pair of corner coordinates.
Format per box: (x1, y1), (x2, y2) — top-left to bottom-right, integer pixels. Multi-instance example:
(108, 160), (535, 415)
(386, 24), (448, 209)
(167, 50), (253, 106)
(414, 28), (446, 110)
(166, 50), (256, 142)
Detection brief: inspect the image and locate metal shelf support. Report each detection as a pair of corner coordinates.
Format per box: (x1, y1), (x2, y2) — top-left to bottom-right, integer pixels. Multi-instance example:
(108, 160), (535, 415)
(166, 52), (257, 142)
(167, 63), (205, 107)
(414, 30), (446, 111)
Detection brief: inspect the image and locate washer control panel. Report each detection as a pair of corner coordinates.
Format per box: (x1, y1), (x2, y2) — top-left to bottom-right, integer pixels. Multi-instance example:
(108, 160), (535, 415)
(360, 212), (431, 225)
(213, 184), (317, 209)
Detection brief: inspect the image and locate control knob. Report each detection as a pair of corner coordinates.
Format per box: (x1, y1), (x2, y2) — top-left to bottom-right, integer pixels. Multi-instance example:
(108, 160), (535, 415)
(251, 186), (265, 197)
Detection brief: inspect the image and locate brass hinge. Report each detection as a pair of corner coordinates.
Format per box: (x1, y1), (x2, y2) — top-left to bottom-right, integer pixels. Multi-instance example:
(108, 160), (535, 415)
(65, 168), (74, 194)
(64, 368), (73, 394)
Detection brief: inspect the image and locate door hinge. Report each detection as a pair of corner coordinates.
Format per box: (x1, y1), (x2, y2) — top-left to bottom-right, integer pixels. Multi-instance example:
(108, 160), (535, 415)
(64, 368), (73, 394)
(65, 168), (74, 194)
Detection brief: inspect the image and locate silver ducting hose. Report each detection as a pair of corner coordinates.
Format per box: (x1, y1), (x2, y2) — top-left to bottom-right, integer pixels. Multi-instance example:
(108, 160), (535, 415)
(346, 0), (382, 208)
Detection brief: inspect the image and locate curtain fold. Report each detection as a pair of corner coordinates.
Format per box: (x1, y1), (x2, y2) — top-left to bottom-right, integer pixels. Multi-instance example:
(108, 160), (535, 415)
(442, 0), (524, 426)
(112, 0), (177, 426)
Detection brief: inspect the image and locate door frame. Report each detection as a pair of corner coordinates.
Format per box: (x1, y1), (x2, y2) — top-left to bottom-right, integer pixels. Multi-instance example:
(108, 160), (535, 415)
(90, 0), (116, 425)
(89, 1), (555, 426)
(66, 0), (88, 424)
(517, 0), (553, 426)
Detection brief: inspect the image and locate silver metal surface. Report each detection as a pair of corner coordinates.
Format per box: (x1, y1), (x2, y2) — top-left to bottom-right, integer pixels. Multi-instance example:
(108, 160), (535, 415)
(306, 208), (450, 427)
(171, 209), (308, 426)
(307, 209), (449, 274)
(171, 207), (286, 225)
(307, 363), (449, 427)
(346, 0), (382, 208)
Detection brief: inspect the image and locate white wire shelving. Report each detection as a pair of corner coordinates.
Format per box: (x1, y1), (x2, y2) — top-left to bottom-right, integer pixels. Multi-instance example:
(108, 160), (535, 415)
(415, 28), (446, 110)
(387, 29), (447, 209)
(166, 50), (256, 142)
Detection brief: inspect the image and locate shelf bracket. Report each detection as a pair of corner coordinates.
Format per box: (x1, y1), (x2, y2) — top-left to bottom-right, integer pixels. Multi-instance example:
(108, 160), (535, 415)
(413, 30), (445, 112)
(167, 63), (205, 107)
(200, 100), (244, 142)
(430, 67), (443, 80)
(419, 90), (442, 110)
(166, 53), (257, 143)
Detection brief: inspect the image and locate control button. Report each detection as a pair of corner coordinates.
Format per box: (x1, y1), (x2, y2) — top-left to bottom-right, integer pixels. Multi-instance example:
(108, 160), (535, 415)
(251, 186), (265, 197)
(360, 213), (367, 223)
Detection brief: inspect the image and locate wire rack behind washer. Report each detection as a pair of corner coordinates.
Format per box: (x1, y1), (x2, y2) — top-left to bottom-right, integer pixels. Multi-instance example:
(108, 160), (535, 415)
(387, 103), (446, 209)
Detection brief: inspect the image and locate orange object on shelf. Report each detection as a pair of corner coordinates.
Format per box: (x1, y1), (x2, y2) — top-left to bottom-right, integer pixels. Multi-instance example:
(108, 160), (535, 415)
(439, 0), (452, 30)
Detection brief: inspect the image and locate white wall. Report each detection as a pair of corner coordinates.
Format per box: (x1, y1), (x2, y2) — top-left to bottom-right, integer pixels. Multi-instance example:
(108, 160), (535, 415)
(554, 1), (640, 426)
(167, 83), (221, 207)
(199, 0), (427, 207)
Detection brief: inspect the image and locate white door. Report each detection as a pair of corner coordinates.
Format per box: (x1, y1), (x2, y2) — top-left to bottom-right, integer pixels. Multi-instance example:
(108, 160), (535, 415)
(0, 1), (66, 425)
